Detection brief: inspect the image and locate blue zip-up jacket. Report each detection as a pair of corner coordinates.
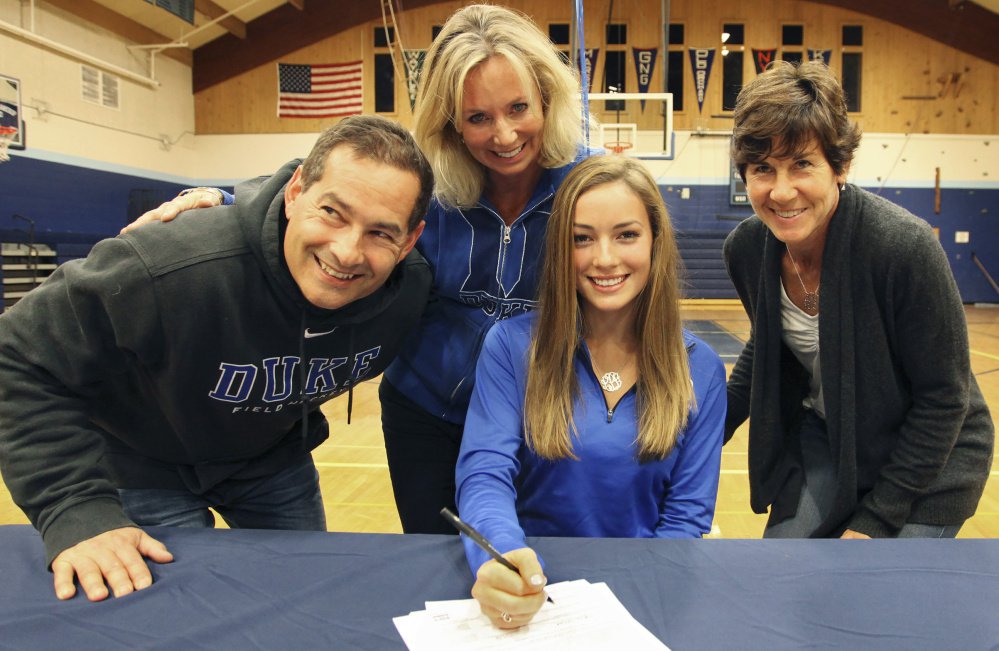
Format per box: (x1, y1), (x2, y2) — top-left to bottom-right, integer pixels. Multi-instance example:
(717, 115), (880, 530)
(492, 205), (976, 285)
(383, 151), (589, 424)
(455, 313), (727, 573)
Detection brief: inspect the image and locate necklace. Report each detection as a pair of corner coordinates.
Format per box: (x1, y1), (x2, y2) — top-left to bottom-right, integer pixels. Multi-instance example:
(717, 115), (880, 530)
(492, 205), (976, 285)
(591, 357), (629, 392)
(599, 371), (623, 392)
(785, 247), (819, 313)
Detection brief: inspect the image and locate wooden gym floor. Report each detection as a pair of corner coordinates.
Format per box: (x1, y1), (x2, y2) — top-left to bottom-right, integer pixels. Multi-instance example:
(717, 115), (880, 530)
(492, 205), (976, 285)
(1, 302), (997, 538)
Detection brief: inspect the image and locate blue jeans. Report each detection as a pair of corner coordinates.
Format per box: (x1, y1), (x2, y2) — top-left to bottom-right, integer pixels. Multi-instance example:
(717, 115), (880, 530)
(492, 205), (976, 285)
(763, 411), (962, 539)
(119, 456), (326, 531)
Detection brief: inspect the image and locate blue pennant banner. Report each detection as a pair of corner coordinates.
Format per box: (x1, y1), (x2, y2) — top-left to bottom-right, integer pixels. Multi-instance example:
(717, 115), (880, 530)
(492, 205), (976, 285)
(809, 49), (832, 66)
(688, 48), (716, 114)
(403, 50), (426, 111)
(580, 49), (600, 92)
(632, 48), (658, 110)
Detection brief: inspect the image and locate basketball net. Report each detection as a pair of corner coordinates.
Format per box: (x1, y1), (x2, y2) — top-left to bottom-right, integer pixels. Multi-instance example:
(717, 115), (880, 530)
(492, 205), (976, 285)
(0, 126), (16, 162)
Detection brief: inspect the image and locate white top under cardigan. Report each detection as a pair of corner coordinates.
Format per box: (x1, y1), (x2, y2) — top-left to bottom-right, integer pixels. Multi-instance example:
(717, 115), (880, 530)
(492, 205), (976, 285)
(780, 280), (825, 418)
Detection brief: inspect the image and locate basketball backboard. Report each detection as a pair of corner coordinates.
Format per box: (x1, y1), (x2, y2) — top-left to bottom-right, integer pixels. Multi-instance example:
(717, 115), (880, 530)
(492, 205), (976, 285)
(0, 74), (24, 152)
(587, 92), (674, 159)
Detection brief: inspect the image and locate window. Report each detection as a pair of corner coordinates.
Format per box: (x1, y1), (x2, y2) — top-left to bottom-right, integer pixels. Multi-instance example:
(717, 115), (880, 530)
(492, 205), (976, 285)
(549, 23), (570, 45)
(721, 24), (744, 112)
(374, 26), (394, 48)
(668, 23), (684, 45)
(842, 53), (862, 113)
(782, 25), (803, 46)
(604, 50), (626, 112)
(722, 23), (744, 46)
(841, 25), (863, 112)
(842, 25), (863, 47)
(722, 51), (744, 111)
(606, 24), (627, 45)
(781, 24), (803, 63)
(374, 54), (395, 113)
(373, 27), (395, 113)
(666, 23), (684, 112)
(549, 23), (570, 66)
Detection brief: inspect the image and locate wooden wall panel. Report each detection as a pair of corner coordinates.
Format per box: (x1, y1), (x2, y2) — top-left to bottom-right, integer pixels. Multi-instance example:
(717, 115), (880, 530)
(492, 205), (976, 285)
(194, 0), (999, 136)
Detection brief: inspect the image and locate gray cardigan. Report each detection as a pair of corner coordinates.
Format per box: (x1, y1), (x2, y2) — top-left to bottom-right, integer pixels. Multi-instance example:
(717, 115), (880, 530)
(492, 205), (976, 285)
(724, 184), (994, 537)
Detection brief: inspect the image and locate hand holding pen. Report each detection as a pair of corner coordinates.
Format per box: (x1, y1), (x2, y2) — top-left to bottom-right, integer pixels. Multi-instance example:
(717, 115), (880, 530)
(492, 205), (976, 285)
(441, 508), (550, 629)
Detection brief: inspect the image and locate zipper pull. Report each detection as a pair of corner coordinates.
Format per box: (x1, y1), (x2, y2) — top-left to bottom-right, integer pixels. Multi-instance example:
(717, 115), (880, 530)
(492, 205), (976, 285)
(606, 408), (614, 423)
(503, 225), (511, 244)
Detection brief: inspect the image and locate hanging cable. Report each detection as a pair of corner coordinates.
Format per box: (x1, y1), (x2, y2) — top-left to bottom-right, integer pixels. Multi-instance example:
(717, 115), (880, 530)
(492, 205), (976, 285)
(575, 0), (590, 148)
(378, 0), (404, 82)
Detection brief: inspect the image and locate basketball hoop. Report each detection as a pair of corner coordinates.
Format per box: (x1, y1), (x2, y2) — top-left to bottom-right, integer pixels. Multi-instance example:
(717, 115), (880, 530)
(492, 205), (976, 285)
(0, 126), (16, 163)
(605, 141), (634, 155)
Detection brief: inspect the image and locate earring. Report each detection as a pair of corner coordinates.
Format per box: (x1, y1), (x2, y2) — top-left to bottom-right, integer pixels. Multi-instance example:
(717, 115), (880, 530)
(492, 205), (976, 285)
(840, 183), (846, 191)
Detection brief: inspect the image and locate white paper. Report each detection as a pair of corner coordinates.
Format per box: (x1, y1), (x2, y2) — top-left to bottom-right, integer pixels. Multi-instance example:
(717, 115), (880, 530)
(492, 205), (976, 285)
(392, 579), (670, 650)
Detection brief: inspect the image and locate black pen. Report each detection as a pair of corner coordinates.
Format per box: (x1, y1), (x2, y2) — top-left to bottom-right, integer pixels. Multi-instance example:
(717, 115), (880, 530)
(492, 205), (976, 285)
(441, 507), (520, 572)
(440, 507), (553, 603)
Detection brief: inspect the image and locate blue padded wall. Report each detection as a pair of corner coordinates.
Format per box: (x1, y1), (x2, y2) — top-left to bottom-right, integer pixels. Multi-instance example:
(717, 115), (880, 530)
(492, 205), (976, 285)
(1, 155), (996, 302)
(660, 183), (999, 303)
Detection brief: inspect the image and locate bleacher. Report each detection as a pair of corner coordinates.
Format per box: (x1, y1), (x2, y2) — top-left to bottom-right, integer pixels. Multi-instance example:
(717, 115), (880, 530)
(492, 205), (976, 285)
(676, 229), (737, 299)
(0, 228), (104, 312)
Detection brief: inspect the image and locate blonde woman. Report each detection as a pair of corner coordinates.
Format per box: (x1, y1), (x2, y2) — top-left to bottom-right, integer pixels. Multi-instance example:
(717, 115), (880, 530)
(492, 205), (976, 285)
(379, 4), (593, 534)
(455, 156), (725, 629)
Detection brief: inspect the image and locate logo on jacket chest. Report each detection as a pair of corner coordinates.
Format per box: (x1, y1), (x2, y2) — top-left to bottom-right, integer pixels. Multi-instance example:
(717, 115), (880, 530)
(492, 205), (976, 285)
(207, 347), (380, 410)
(459, 291), (537, 320)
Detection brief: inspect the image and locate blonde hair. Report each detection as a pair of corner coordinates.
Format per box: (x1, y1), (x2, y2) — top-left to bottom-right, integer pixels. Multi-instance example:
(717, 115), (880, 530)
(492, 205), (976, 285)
(523, 155), (693, 462)
(413, 4), (583, 208)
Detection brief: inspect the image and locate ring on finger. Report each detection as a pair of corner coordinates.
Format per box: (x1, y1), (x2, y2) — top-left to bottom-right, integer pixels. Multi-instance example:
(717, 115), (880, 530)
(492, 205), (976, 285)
(500, 611), (513, 623)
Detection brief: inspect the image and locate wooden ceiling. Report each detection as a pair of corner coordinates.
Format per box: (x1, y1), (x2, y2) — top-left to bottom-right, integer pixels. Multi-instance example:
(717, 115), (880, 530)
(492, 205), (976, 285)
(33, 0), (999, 91)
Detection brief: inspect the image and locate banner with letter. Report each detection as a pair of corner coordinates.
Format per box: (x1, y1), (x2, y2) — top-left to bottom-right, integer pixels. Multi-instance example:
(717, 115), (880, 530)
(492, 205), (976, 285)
(403, 50), (426, 111)
(580, 49), (600, 92)
(809, 49), (832, 66)
(688, 48), (716, 113)
(752, 48), (777, 75)
(632, 48), (658, 110)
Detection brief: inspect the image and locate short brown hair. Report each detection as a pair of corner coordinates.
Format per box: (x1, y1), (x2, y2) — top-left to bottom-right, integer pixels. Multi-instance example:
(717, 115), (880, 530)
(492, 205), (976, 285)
(300, 115), (434, 231)
(731, 60), (860, 181)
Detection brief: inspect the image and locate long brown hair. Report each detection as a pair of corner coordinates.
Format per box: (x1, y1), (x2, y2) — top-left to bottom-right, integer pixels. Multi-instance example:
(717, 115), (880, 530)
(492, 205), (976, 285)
(523, 156), (693, 462)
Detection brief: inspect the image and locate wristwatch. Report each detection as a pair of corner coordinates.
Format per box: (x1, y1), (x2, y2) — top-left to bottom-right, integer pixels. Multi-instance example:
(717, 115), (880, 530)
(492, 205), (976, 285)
(178, 186), (225, 205)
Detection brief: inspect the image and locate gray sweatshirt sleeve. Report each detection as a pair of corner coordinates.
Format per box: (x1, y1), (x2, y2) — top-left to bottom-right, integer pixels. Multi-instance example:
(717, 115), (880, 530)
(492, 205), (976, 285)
(0, 236), (161, 565)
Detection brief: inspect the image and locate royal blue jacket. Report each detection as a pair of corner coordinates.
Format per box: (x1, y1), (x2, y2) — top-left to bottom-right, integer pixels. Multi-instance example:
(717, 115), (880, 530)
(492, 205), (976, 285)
(383, 151), (589, 424)
(455, 313), (727, 573)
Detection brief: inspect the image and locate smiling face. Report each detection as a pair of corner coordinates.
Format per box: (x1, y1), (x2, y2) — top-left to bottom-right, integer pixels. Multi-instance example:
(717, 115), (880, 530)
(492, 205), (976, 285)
(745, 137), (848, 252)
(572, 181), (653, 325)
(283, 146), (424, 310)
(458, 55), (545, 185)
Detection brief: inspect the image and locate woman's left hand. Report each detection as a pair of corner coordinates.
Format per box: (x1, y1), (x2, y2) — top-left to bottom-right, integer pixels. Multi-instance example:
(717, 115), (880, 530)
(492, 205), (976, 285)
(841, 529), (872, 539)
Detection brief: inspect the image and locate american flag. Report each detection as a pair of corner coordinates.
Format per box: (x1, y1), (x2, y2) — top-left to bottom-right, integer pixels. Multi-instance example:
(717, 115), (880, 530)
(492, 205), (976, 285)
(277, 62), (363, 119)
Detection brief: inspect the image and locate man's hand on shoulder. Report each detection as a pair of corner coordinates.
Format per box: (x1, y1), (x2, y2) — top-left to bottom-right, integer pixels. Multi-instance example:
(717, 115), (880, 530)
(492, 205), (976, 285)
(51, 527), (174, 601)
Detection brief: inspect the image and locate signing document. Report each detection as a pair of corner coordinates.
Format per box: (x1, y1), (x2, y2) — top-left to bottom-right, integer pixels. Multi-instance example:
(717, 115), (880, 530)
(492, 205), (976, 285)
(393, 579), (670, 650)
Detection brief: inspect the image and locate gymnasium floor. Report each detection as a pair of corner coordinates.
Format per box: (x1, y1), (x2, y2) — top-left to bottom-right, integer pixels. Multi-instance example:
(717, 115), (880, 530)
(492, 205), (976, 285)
(1, 302), (996, 538)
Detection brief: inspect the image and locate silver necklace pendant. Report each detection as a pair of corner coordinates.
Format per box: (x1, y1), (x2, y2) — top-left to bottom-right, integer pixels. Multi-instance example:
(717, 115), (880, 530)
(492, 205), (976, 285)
(599, 371), (623, 392)
(803, 291), (819, 312)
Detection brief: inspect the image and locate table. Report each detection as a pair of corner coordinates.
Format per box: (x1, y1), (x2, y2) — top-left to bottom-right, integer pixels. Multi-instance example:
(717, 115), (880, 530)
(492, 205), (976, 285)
(1, 525), (997, 649)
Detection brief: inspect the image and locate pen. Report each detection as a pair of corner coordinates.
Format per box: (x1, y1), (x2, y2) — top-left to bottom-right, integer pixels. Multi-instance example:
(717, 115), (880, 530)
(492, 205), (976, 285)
(440, 507), (520, 572)
(440, 507), (554, 603)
